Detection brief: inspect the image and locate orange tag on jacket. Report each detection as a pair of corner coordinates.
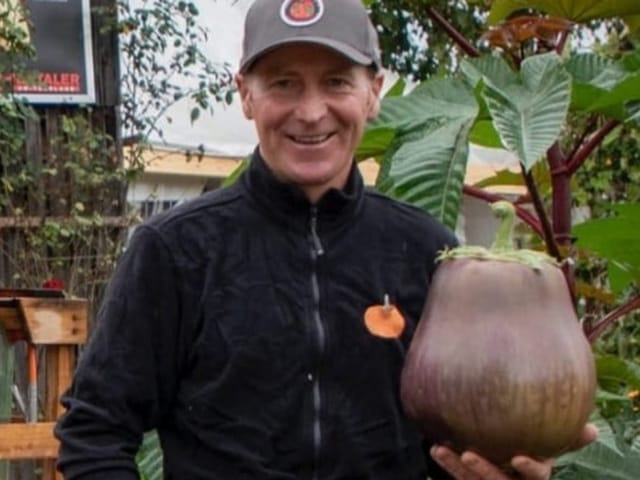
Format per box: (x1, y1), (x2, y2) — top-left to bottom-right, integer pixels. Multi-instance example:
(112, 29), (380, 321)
(364, 303), (405, 339)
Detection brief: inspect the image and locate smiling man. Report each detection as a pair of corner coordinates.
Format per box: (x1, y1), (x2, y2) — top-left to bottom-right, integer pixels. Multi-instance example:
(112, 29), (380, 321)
(54, 1), (595, 479)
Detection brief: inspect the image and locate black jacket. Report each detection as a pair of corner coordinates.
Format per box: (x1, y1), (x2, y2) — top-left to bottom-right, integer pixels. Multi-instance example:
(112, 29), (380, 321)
(55, 149), (457, 479)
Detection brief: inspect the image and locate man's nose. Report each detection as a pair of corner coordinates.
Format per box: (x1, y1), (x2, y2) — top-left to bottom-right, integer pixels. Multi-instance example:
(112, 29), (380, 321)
(294, 87), (328, 123)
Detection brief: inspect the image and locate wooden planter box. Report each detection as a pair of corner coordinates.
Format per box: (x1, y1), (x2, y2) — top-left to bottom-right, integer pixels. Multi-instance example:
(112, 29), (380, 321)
(0, 293), (88, 480)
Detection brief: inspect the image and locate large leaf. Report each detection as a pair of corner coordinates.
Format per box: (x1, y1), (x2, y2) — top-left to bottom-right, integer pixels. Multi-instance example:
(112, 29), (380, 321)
(463, 53), (571, 171)
(566, 52), (640, 121)
(374, 77), (479, 129)
(368, 77), (479, 228)
(488, 0), (640, 24)
(554, 414), (640, 480)
(376, 118), (473, 229)
(356, 126), (396, 160)
(573, 204), (640, 294)
(468, 120), (504, 148)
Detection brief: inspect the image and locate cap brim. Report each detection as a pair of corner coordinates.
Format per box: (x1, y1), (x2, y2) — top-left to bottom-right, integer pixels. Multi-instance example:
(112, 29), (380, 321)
(240, 37), (376, 72)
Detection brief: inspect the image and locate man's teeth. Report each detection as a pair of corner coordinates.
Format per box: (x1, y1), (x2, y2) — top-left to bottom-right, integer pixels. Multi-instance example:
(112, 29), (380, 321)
(292, 134), (330, 144)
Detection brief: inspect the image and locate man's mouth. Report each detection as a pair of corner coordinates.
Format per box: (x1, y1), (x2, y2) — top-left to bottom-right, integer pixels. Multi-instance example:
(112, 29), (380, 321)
(289, 133), (332, 145)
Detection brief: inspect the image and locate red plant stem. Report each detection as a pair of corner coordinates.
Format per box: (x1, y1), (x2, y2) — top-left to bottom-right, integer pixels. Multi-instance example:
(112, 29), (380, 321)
(547, 142), (576, 298)
(547, 143), (571, 245)
(566, 115), (598, 164)
(463, 184), (543, 237)
(426, 7), (481, 58)
(521, 165), (562, 261)
(566, 119), (620, 175)
(586, 295), (640, 343)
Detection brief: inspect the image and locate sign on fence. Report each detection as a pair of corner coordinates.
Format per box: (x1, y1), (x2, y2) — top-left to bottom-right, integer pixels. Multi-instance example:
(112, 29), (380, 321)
(5, 0), (96, 104)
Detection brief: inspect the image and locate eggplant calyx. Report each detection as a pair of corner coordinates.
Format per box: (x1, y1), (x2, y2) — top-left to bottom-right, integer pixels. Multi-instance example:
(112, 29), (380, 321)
(437, 201), (558, 270)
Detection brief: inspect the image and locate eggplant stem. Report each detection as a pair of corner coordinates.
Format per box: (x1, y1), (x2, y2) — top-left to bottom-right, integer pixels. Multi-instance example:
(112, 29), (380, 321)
(437, 201), (559, 270)
(490, 201), (516, 251)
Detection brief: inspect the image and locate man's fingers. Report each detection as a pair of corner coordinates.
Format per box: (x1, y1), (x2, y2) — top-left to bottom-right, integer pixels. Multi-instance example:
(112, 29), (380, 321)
(431, 445), (482, 480)
(571, 422), (599, 450)
(461, 451), (516, 479)
(511, 455), (553, 480)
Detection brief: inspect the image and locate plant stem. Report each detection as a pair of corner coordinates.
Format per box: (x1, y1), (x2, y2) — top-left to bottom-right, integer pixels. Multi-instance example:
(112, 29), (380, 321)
(566, 119), (620, 175)
(547, 143), (572, 245)
(462, 184), (543, 236)
(566, 115), (598, 163)
(586, 295), (640, 343)
(520, 164), (561, 261)
(547, 142), (576, 300)
(490, 201), (516, 251)
(425, 7), (480, 58)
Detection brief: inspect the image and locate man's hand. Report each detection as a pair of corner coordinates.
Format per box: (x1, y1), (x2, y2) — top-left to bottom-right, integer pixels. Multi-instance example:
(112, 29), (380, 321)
(429, 423), (599, 480)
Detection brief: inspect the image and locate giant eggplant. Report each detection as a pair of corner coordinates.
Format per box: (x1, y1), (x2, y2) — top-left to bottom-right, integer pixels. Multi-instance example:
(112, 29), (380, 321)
(400, 201), (596, 465)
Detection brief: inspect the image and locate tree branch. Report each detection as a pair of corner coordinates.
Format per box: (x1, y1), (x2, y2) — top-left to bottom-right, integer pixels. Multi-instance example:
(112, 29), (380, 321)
(463, 184), (543, 237)
(567, 119), (620, 175)
(586, 294), (640, 343)
(426, 7), (481, 58)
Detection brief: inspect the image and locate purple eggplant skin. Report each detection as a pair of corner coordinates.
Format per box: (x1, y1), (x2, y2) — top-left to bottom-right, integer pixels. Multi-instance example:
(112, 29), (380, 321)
(400, 258), (597, 466)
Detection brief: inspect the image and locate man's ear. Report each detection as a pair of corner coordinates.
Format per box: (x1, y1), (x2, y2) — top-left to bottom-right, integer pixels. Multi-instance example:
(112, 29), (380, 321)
(367, 72), (384, 120)
(235, 73), (254, 120)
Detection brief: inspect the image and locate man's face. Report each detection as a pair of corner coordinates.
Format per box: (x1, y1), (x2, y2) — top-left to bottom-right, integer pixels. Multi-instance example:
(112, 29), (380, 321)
(236, 44), (383, 202)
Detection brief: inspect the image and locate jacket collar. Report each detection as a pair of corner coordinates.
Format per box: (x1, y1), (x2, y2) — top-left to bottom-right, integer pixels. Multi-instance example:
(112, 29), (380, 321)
(240, 147), (365, 228)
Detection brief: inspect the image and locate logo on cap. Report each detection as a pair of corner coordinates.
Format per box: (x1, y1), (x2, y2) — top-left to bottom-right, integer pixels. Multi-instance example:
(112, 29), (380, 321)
(280, 0), (324, 27)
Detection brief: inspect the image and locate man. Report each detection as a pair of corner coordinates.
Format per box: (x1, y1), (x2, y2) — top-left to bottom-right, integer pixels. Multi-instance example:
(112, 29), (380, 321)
(55, 0), (596, 478)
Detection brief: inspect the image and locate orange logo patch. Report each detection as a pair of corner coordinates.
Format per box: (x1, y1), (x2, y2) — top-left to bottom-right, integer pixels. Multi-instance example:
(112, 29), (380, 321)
(364, 296), (406, 339)
(280, 0), (324, 26)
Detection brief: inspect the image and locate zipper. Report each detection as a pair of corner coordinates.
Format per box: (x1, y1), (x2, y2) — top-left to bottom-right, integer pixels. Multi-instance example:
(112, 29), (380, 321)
(308, 206), (325, 480)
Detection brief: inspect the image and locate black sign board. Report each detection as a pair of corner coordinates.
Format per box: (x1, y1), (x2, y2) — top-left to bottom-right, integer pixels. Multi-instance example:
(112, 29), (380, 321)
(6, 0), (96, 104)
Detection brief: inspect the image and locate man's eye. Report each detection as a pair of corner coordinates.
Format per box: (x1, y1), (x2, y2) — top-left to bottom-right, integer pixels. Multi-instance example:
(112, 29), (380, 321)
(327, 78), (352, 91)
(271, 79), (295, 89)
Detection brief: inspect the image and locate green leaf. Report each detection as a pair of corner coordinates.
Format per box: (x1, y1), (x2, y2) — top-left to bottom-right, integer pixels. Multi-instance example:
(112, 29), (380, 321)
(554, 414), (640, 480)
(370, 76), (479, 229)
(573, 204), (640, 293)
(488, 0), (640, 24)
(461, 55), (517, 93)
(565, 53), (631, 119)
(473, 53), (571, 171)
(473, 168), (524, 188)
(136, 430), (163, 480)
(356, 126), (396, 161)
(596, 355), (640, 392)
(372, 78), (477, 135)
(469, 120), (504, 148)
(376, 118), (473, 229)
(222, 157), (249, 187)
(190, 107), (200, 123)
(383, 77), (406, 98)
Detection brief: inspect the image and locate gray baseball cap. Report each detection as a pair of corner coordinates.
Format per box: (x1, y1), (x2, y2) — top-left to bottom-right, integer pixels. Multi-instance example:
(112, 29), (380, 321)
(239, 0), (382, 72)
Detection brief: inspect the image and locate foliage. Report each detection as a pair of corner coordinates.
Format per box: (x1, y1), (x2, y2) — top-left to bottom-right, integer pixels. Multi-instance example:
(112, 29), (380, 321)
(137, 430), (163, 480)
(366, 0), (487, 79)
(116, 0), (235, 145)
(361, 0), (640, 477)
(0, 0), (233, 294)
